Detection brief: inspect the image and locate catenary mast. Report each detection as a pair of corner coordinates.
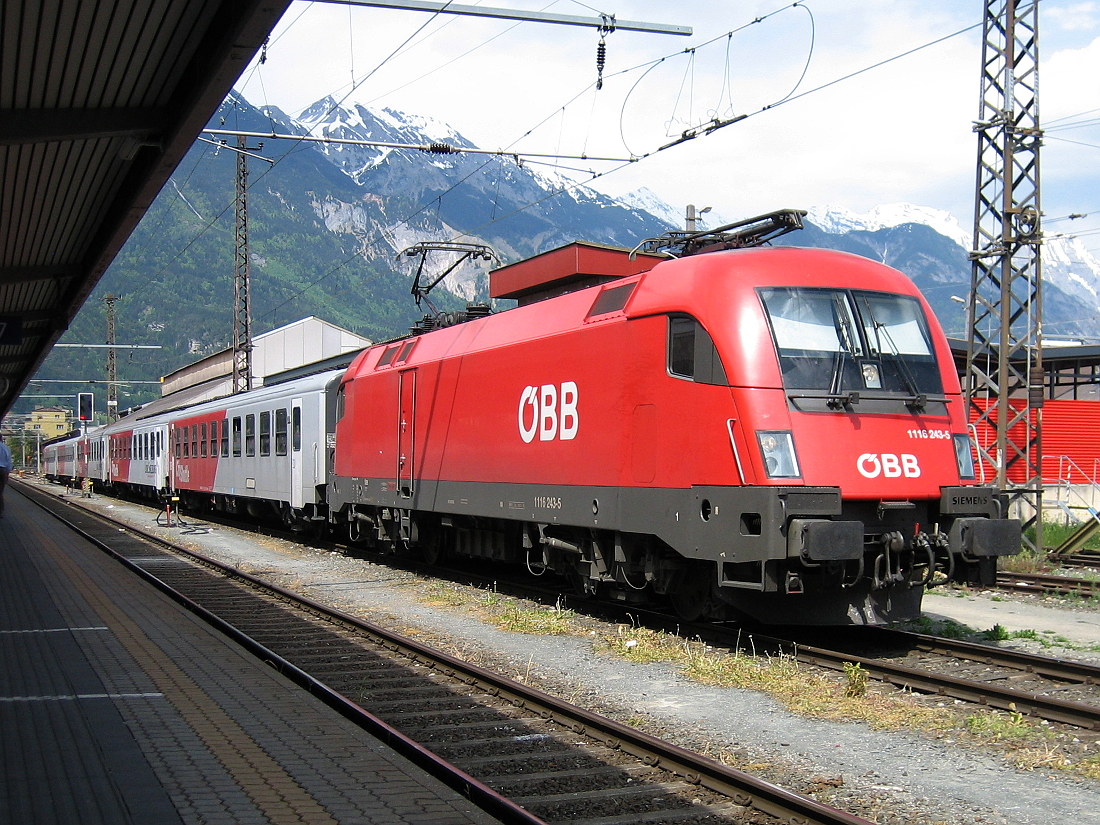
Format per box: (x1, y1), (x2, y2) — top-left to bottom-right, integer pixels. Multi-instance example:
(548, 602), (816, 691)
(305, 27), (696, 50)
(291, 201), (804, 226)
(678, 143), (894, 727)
(964, 0), (1043, 547)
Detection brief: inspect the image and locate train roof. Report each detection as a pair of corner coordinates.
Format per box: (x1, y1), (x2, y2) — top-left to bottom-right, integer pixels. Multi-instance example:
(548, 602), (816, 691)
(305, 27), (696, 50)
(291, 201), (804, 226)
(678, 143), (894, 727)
(490, 241), (665, 306)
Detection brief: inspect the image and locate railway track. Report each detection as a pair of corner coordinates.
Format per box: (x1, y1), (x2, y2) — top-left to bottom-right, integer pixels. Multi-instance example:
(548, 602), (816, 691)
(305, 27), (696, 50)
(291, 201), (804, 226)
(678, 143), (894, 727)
(996, 571), (1100, 598)
(581, 606), (1100, 733)
(1047, 551), (1100, 570)
(26, 480), (1100, 733)
(772, 626), (1100, 732)
(17, 481), (873, 825)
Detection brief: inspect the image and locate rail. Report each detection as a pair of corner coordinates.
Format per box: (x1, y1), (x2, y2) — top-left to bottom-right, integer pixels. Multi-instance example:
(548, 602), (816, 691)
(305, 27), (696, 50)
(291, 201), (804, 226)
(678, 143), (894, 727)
(19, 481), (875, 825)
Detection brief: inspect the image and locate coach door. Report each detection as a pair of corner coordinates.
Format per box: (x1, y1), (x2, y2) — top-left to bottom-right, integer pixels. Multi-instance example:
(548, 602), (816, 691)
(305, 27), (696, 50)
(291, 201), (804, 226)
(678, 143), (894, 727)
(291, 399), (304, 509)
(397, 369), (416, 498)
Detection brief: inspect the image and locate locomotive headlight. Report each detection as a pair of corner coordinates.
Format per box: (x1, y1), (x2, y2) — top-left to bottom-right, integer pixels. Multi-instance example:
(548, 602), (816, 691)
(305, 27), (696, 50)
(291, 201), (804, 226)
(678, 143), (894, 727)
(953, 434), (976, 480)
(861, 362), (882, 389)
(757, 430), (801, 479)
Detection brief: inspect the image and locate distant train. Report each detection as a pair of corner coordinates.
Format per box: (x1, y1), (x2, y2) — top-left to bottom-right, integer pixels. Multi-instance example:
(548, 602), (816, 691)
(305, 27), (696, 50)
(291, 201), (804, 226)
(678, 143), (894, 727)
(43, 212), (1021, 624)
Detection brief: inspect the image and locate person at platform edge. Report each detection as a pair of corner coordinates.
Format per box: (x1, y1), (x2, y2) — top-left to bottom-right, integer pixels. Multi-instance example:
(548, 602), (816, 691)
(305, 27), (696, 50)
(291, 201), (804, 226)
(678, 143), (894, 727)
(0, 434), (11, 518)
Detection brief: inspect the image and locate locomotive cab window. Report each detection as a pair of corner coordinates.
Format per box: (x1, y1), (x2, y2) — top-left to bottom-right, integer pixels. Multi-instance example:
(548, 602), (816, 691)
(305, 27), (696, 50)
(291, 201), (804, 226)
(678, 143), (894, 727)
(759, 287), (943, 399)
(667, 315), (728, 386)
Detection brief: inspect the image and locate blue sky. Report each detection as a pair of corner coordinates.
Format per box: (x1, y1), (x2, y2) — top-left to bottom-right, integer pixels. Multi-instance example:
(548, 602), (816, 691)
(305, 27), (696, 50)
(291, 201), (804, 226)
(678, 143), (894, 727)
(235, 1), (1100, 249)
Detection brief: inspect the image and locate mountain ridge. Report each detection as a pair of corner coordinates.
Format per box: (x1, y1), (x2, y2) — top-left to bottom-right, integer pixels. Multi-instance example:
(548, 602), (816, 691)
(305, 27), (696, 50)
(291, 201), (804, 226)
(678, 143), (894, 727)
(21, 92), (1100, 419)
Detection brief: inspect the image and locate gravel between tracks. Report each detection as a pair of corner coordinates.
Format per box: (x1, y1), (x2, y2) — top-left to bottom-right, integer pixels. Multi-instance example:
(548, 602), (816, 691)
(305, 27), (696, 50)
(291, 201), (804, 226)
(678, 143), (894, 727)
(29, 480), (1100, 825)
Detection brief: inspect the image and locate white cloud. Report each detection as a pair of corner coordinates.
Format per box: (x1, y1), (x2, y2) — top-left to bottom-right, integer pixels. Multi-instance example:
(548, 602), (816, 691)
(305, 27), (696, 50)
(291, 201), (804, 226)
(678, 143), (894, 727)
(1045, 2), (1100, 32)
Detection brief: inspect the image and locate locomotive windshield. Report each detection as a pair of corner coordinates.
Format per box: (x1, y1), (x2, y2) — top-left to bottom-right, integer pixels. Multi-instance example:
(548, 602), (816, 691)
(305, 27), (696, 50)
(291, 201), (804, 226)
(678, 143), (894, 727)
(759, 287), (943, 399)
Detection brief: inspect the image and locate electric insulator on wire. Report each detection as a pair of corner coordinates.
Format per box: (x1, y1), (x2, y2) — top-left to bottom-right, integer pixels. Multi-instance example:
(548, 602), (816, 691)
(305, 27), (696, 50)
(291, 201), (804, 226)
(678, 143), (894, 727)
(595, 15), (613, 91)
(596, 38), (606, 90)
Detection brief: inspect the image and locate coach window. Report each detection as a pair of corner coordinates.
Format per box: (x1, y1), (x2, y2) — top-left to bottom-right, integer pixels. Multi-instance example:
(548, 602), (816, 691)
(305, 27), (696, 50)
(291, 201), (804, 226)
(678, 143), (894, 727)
(221, 418), (229, 457)
(200, 423), (208, 457)
(182, 428), (189, 458)
(232, 417), (242, 457)
(259, 411), (271, 456)
(293, 407), (302, 452)
(275, 409), (288, 456)
(245, 414), (256, 457)
(173, 431), (180, 459)
(209, 420), (218, 457)
(667, 314), (728, 386)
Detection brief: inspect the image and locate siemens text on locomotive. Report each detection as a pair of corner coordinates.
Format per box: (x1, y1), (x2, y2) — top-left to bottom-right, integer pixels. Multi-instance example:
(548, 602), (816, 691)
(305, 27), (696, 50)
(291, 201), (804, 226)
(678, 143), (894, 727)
(42, 211), (1021, 625)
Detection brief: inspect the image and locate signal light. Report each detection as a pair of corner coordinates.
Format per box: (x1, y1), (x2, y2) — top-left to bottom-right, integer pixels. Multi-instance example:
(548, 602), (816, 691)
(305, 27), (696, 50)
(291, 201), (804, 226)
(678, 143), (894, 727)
(78, 392), (94, 421)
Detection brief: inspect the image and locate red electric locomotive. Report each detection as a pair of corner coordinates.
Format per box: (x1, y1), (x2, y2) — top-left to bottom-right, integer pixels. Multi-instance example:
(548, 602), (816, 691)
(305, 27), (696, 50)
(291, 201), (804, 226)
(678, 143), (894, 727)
(330, 213), (1020, 624)
(328, 211), (1020, 625)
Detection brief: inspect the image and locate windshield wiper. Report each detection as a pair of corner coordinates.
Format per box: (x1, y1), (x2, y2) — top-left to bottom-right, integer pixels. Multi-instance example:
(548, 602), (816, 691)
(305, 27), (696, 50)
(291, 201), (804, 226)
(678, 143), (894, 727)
(827, 294), (860, 409)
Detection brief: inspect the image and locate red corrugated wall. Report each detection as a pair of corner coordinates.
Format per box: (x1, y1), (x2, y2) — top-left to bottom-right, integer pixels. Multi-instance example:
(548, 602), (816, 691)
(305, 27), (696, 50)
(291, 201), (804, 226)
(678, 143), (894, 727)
(969, 399), (1100, 484)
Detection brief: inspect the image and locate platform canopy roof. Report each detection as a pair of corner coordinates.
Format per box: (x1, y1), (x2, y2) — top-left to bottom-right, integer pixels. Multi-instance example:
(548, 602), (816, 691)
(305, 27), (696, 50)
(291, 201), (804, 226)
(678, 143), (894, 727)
(0, 0), (291, 418)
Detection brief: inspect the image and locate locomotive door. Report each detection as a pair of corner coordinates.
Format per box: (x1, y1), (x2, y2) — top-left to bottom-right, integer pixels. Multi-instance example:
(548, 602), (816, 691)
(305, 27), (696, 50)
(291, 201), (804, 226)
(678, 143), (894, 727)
(290, 398), (304, 509)
(397, 369), (417, 498)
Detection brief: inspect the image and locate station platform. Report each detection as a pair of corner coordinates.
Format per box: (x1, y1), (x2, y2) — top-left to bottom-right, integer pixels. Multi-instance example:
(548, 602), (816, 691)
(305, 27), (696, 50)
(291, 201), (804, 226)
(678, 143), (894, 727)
(0, 486), (502, 825)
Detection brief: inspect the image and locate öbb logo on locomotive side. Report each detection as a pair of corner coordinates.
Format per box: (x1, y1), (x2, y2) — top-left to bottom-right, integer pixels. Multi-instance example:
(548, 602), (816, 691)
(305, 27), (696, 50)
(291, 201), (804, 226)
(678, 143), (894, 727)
(857, 453), (921, 479)
(518, 382), (578, 443)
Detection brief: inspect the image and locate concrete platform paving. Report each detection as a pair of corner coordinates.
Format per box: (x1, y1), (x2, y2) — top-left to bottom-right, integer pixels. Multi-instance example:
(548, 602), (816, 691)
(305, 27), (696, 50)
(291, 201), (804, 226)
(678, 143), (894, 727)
(1, 486), (503, 824)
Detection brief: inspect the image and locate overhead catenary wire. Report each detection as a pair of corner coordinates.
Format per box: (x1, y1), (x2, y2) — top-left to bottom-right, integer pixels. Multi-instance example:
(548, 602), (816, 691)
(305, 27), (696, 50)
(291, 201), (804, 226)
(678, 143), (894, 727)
(142, 5), (988, 335)
(253, 9), (989, 327)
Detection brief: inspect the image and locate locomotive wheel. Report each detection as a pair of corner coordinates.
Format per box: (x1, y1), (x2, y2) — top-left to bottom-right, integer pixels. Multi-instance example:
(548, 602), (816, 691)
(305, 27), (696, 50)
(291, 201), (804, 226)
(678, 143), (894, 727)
(668, 563), (715, 622)
(421, 532), (446, 565)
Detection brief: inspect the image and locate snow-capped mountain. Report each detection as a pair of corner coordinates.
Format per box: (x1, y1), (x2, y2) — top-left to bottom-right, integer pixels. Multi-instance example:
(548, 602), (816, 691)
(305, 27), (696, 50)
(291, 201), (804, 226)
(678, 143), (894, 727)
(804, 202), (1100, 339)
(1042, 234), (1100, 304)
(617, 187), (682, 230)
(807, 203), (973, 251)
(242, 93), (1100, 342)
(256, 96), (670, 299)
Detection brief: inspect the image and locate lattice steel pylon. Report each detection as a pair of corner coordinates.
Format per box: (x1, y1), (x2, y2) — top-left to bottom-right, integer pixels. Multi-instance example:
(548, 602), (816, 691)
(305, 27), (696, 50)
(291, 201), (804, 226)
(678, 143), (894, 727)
(103, 294), (118, 421)
(964, 0), (1043, 547)
(232, 133), (253, 395)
